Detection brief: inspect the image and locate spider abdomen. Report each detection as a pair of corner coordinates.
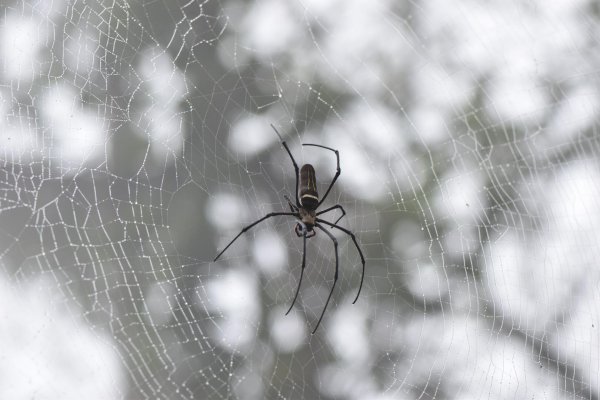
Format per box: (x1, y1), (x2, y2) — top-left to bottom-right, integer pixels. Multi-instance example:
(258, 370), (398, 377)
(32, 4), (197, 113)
(300, 164), (319, 211)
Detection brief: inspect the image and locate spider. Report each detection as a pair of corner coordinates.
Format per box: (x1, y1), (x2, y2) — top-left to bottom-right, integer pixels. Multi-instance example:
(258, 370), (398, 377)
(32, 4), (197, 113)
(213, 124), (365, 333)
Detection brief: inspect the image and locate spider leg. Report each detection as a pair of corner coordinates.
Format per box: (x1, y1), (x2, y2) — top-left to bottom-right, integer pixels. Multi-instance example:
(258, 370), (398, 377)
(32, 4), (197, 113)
(316, 204), (346, 226)
(312, 223), (338, 334)
(213, 212), (298, 261)
(284, 194), (299, 212)
(316, 218), (365, 304)
(271, 124), (301, 207)
(286, 223), (307, 315)
(302, 143), (340, 207)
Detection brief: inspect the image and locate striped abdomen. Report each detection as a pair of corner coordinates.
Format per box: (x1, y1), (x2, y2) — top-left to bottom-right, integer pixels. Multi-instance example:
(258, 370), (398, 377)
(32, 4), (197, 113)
(300, 164), (319, 210)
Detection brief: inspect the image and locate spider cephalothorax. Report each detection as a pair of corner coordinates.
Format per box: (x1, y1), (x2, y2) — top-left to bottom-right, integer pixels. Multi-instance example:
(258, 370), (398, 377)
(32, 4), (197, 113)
(295, 206), (317, 238)
(214, 124), (366, 333)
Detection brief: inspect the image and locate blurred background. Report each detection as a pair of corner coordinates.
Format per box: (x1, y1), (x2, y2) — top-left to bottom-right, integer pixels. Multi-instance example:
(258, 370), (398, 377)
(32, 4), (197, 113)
(1, 0), (599, 398)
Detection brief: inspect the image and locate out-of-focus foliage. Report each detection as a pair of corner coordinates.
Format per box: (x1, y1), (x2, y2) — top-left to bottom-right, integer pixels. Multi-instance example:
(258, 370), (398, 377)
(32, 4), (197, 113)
(0, 0), (599, 399)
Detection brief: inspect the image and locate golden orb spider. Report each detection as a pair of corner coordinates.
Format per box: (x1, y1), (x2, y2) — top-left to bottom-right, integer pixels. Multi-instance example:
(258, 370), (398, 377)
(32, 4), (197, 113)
(214, 125), (365, 333)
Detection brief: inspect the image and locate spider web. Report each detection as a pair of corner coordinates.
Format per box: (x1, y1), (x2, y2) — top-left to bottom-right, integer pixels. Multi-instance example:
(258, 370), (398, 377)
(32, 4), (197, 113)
(1, 0), (599, 398)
